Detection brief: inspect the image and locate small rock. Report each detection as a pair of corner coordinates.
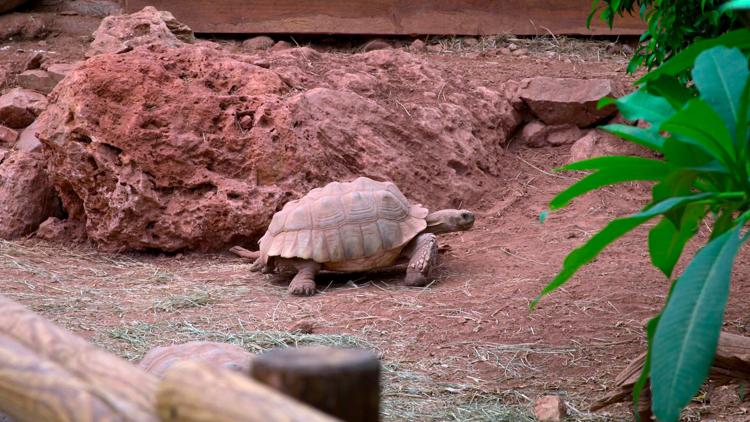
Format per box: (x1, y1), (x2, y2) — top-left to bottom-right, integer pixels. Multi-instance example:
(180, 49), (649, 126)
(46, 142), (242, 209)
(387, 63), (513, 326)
(519, 120), (582, 147)
(534, 395), (567, 422)
(35, 217), (86, 243)
(463, 37), (479, 47)
(45, 62), (80, 84)
(512, 48), (529, 56)
(238, 114), (253, 130)
(622, 44), (634, 54)
(37, 40), (47, 47)
(426, 44), (442, 53)
(16, 119), (42, 153)
(0, 125), (18, 145)
(547, 124), (584, 146)
(0, 88), (48, 129)
(270, 40), (293, 52)
(507, 43), (519, 51)
(363, 39), (392, 52)
(499, 47), (511, 55)
(569, 129), (652, 163)
(518, 76), (620, 127)
(519, 120), (548, 147)
(288, 320), (315, 334)
(17, 69), (59, 94)
(23, 51), (45, 70)
(242, 35), (274, 51)
(409, 39), (426, 51)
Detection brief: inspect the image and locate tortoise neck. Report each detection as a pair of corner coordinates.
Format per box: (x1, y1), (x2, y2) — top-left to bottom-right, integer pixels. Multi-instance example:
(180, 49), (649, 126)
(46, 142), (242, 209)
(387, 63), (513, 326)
(425, 210), (452, 234)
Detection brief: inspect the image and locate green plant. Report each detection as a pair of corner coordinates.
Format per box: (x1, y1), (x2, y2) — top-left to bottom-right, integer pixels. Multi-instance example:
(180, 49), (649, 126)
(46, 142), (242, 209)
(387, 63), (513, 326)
(535, 38), (750, 422)
(588, 0), (741, 73)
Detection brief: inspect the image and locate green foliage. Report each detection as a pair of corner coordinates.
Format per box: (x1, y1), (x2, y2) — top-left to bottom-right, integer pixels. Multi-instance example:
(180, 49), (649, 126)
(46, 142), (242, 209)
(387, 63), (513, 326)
(535, 44), (750, 421)
(588, 0), (742, 73)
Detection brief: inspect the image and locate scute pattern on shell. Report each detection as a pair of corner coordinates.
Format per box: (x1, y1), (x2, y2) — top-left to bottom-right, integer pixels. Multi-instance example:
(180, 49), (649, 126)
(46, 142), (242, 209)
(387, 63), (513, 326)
(258, 177), (428, 264)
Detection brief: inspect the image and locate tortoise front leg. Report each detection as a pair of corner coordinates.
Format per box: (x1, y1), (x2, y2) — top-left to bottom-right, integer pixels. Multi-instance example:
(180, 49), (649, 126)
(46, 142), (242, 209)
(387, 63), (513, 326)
(403, 233), (438, 287)
(289, 260), (321, 296)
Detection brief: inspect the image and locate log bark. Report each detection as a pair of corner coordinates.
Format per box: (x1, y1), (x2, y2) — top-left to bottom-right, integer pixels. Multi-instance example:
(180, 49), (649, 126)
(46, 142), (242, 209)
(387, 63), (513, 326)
(0, 295), (159, 422)
(157, 360), (337, 422)
(0, 334), (125, 422)
(250, 346), (380, 422)
(123, 0), (646, 35)
(592, 331), (750, 413)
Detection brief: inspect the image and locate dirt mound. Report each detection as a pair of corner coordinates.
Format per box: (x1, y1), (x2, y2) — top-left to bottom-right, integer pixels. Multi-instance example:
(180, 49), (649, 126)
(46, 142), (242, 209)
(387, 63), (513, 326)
(37, 44), (522, 252)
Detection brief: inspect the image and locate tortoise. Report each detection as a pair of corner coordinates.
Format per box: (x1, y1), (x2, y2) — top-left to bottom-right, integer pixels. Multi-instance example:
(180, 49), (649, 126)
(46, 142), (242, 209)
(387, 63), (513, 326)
(250, 177), (475, 295)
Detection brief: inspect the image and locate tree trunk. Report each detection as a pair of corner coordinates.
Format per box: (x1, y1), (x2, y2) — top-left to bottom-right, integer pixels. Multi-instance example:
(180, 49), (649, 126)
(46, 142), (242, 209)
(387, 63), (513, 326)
(250, 346), (380, 422)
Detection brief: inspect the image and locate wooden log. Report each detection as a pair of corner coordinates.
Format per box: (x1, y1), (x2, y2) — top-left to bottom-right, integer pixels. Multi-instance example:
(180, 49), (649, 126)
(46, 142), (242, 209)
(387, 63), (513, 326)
(250, 346), (380, 422)
(0, 295), (159, 422)
(591, 331), (750, 413)
(156, 360), (338, 422)
(122, 0), (646, 36)
(0, 334), (125, 422)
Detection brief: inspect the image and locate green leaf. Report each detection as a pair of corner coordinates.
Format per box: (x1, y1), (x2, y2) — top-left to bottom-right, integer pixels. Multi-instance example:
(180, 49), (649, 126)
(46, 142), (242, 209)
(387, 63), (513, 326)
(651, 224), (744, 422)
(616, 89), (676, 127)
(532, 193), (716, 308)
(720, 0), (750, 12)
(662, 136), (715, 168)
(692, 47), (750, 142)
(662, 99), (736, 166)
(561, 156), (668, 172)
(736, 77), (750, 176)
(601, 124), (665, 152)
(648, 205), (706, 278)
(711, 209), (737, 240)
(638, 29), (750, 83)
(644, 75), (694, 109)
(550, 157), (670, 209)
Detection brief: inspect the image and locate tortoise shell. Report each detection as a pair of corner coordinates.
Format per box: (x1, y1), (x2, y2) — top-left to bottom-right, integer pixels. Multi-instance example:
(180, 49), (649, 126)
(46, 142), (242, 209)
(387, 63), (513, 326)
(257, 177), (428, 268)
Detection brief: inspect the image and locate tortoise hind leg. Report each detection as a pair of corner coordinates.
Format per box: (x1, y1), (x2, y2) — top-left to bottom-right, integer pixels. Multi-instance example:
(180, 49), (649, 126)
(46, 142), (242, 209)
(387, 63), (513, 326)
(403, 233), (438, 287)
(289, 260), (321, 296)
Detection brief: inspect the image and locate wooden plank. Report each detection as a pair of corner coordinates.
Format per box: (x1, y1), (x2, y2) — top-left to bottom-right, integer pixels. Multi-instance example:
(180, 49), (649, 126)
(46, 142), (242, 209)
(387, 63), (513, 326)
(123, 0), (645, 35)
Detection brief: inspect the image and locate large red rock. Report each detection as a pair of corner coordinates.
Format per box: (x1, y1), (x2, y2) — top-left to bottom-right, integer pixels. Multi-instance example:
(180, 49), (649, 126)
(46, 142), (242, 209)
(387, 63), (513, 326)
(86, 6), (193, 57)
(0, 150), (61, 239)
(518, 77), (619, 127)
(0, 88), (48, 129)
(37, 44), (521, 252)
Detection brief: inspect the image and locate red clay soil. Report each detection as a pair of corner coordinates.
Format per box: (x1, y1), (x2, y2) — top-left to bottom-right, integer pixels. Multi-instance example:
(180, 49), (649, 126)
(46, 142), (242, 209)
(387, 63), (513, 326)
(2, 9), (750, 422)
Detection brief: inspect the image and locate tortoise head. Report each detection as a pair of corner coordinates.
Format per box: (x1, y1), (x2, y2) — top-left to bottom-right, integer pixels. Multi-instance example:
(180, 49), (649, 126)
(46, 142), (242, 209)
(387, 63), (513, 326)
(425, 209), (475, 234)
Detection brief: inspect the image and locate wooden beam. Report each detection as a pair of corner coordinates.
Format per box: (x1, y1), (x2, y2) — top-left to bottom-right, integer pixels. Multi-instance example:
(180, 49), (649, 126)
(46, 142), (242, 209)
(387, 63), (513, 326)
(123, 0), (645, 35)
(0, 295), (159, 422)
(157, 361), (339, 422)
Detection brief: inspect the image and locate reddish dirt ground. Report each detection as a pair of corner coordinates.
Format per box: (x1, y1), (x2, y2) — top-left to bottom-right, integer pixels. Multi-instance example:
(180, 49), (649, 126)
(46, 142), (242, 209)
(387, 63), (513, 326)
(2, 6), (750, 422)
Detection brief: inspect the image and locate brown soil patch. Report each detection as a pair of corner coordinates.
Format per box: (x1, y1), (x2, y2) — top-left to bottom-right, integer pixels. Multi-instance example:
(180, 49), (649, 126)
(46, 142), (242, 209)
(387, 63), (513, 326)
(2, 8), (750, 422)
